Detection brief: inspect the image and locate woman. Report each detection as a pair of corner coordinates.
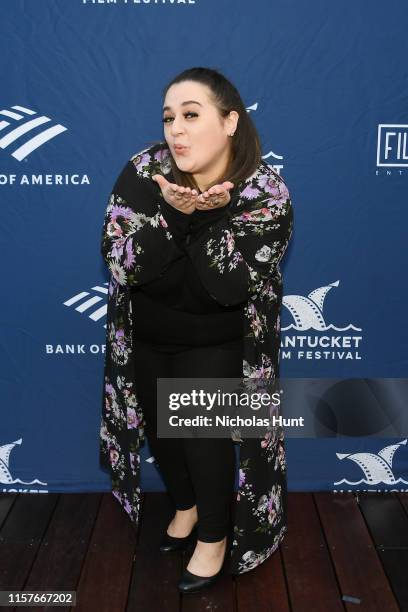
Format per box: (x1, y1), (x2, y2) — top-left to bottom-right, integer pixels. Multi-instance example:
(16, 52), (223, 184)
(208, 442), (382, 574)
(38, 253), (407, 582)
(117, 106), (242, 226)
(99, 66), (294, 593)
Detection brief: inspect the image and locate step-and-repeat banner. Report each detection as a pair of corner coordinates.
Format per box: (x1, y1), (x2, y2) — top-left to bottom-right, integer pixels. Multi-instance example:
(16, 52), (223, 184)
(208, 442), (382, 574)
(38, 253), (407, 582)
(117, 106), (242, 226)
(1, 0), (407, 497)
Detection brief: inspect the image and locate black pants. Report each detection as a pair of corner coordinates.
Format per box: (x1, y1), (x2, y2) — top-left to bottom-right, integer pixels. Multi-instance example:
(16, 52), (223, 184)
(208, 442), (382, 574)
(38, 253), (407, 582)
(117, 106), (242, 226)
(132, 336), (243, 542)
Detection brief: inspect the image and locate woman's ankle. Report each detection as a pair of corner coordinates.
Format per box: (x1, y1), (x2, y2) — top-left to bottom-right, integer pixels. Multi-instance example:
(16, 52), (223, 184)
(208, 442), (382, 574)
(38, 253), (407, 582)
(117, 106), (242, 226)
(167, 506), (198, 537)
(187, 537), (227, 576)
(196, 536), (227, 551)
(175, 506), (197, 523)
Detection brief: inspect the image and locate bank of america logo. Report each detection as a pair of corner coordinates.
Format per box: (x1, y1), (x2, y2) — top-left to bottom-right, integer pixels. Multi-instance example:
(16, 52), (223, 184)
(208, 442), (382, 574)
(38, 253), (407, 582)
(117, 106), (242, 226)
(64, 283), (109, 328)
(0, 105), (67, 161)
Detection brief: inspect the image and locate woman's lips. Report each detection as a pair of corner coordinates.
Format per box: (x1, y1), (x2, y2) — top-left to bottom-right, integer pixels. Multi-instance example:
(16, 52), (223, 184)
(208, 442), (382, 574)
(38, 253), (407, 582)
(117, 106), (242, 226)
(174, 146), (188, 154)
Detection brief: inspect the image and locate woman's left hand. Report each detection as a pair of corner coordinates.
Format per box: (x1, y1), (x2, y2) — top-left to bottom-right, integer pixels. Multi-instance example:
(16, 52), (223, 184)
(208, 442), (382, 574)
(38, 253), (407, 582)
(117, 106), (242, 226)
(195, 181), (234, 210)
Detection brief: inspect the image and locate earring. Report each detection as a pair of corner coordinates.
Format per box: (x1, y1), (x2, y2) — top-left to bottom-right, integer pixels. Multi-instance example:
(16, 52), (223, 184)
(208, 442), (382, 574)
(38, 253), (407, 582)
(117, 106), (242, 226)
(229, 131), (235, 137)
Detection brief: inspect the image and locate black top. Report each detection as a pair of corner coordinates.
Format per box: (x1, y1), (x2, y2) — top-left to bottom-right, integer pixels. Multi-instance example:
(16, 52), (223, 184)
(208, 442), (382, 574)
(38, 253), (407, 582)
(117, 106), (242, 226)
(130, 176), (245, 348)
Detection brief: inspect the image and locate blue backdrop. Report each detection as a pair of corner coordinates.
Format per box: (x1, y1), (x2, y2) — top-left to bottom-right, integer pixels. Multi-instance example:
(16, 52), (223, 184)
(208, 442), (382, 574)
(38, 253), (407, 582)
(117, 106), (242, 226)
(1, 0), (407, 497)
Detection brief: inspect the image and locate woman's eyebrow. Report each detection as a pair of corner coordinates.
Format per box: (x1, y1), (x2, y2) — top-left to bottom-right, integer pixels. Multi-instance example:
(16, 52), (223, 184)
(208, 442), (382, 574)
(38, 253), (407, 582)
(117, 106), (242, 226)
(162, 100), (203, 112)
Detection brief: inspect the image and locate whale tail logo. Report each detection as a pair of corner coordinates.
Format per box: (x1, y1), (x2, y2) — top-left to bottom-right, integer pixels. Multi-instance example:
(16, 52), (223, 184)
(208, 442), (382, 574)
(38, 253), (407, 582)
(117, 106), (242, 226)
(334, 439), (408, 486)
(0, 438), (47, 486)
(282, 280), (362, 332)
(0, 438), (22, 484)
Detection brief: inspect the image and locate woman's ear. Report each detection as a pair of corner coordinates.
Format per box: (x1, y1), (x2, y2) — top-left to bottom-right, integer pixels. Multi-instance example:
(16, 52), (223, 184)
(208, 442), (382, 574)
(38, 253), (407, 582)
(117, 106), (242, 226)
(226, 110), (239, 135)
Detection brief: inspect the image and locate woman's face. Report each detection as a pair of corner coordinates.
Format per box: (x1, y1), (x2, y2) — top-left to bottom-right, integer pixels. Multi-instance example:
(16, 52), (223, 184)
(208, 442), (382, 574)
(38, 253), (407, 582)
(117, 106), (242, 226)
(162, 80), (237, 190)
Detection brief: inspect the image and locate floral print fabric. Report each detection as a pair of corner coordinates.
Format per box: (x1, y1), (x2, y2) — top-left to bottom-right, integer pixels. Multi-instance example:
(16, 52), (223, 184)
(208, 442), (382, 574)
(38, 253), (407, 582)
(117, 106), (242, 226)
(99, 141), (293, 574)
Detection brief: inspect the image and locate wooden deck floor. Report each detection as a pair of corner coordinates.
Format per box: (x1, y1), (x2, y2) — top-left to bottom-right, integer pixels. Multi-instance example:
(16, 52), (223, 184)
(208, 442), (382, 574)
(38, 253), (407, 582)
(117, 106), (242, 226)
(1, 491), (407, 611)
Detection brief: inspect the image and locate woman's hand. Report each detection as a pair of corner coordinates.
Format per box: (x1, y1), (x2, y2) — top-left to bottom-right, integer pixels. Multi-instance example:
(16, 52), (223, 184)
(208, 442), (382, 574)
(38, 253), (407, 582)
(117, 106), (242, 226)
(195, 182), (234, 210)
(152, 175), (235, 214)
(152, 174), (198, 215)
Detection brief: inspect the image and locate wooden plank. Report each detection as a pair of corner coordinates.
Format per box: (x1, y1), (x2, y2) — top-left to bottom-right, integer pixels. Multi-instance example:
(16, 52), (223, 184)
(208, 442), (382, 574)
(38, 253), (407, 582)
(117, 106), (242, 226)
(358, 492), (408, 611)
(315, 492), (400, 611)
(0, 492), (59, 590)
(358, 492), (408, 546)
(73, 492), (136, 612)
(235, 548), (290, 612)
(397, 493), (408, 517)
(377, 549), (408, 611)
(2, 489), (405, 612)
(20, 493), (102, 612)
(0, 493), (16, 527)
(281, 493), (344, 612)
(128, 492), (181, 611)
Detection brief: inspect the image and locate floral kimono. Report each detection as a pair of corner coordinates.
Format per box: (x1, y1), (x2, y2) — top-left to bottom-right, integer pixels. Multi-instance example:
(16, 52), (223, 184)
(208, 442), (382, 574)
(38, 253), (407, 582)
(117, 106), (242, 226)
(99, 141), (294, 575)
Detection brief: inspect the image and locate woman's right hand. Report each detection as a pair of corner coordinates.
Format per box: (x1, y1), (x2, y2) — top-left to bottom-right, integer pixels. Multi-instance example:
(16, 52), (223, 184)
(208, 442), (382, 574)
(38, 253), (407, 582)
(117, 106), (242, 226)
(152, 174), (197, 215)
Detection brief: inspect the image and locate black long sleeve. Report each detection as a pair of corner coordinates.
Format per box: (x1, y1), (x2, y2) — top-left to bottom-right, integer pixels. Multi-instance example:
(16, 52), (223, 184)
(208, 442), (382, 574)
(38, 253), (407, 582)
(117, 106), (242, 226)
(101, 161), (186, 287)
(130, 203), (240, 314)
(158, 199), (231, 250)
(184, 187), (294, 307)
(158, 199), (192, 249)
(187, 206), (231, 243)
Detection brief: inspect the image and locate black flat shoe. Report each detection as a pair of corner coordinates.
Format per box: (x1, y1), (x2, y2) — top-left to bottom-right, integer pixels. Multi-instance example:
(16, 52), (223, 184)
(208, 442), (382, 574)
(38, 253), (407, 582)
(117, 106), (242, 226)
(177, 563), (225, 594)
(159, 525), (197, 553)
(178, 539), (230, 595)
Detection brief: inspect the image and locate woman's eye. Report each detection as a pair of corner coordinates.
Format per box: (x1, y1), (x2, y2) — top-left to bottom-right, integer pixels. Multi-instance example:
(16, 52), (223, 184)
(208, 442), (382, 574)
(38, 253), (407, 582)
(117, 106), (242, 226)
(162, 112), (198, 123)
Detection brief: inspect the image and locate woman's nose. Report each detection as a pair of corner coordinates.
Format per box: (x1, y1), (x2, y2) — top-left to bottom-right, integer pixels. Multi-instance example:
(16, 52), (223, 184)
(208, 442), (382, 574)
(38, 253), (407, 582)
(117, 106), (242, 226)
(170, 116), (184, 135)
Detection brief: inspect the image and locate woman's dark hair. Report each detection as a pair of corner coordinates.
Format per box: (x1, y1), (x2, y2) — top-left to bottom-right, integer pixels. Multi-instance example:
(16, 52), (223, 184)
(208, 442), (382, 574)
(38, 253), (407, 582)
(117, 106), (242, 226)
(147, 66), (262, 192)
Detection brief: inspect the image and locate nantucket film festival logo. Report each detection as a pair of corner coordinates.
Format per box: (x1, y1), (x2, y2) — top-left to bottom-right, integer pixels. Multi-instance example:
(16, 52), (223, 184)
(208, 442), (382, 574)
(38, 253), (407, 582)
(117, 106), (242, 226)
(376, 123), (408, 174)
(281, 280), (362, 361)
(333, 439), (408, 493)
(0, 438), (48, 493)
(0, 103), (89, 185)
